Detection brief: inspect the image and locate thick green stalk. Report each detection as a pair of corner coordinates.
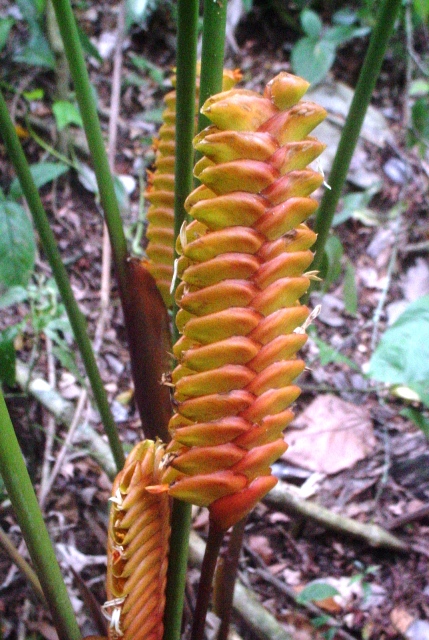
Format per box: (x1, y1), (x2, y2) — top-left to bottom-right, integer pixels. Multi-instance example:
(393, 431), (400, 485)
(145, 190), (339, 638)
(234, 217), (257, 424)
(164, 2), (199, 640)
(311, 0), (402, 275)
(163, 498), (193, 640)
(197, 0), (228, 132)
(0, 90), (124, 471)
(0, 392), (81, 640)
(172, 0), (199, 250)
(49, 0), (129, 300)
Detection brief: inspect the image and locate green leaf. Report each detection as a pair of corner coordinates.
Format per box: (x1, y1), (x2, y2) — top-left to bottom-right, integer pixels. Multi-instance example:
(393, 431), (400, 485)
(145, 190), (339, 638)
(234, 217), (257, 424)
(324, 24), (369, 46)
(409, 79), (429, 97)
(76, 23), (103, 62)
(322, 235), (343, 290)
(333, 185), (381, 227)
(49, 335), (82, 382)
(16, 0), (45, 23)
(296, 582), (340, 604)
(23, 88), (45, 101)
(130, 55), (164, 85)
(0, 17), (14, 53)
(411, 98), (429, 142)
(323, 629), (337, 640)
(300, 9), (322, 38)
(369, 295), (429, 388)
(312, 615), (331, 628)
(310, 332), (360, 370)
(113, 176), (130, 215)
(13, 23), (55, 69)
(333, 8), (359, 26)
(413, 0), (429, 22)
(142, 107), (164, 124)
(9, 162), (69, 200)
(0, 286), (28, 310)
(343, 260), (358, 316)
(45, 316), (73, 340)
(52, 100), (83, 130)
(400, 408), (429, 438)
(291, 37), (336, 85)
(123, 71), (149, 88)
(0, 201), (35, 288)
(0, 326), (19, 386)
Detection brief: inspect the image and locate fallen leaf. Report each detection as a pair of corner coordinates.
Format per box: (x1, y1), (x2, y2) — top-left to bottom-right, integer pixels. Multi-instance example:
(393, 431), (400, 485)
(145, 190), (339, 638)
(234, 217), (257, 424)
(283, 395), (376, 474)
(248, 534), (274, 564)
(401, 258), (429, 302)
(390, 607), (414, 634)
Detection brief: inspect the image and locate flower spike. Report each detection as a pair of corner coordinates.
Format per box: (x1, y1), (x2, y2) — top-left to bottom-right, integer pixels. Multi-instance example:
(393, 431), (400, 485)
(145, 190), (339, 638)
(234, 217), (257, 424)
(158, 72), (326, 531)
(144, 66), (242, 307)
(105, 441), (170, 640)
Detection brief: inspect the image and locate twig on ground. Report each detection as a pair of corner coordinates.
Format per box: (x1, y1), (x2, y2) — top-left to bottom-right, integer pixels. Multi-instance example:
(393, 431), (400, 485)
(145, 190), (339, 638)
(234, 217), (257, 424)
(38, 389), (88, 510)
(387, 504), (429, 530)
(15, 361), (117, 479)
(0, 527), (47, 605)
(370, 216), (402, 351)
(265, 480), (408, 552)
(38, 336), (57, 507)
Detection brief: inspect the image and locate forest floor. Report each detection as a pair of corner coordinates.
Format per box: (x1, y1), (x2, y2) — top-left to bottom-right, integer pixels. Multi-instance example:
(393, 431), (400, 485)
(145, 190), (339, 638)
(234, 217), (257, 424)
(1, 2), (429, 640)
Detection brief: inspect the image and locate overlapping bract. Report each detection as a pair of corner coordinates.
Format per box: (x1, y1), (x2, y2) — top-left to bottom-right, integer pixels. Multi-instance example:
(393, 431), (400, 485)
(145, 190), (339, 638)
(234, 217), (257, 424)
(105, 440), (170, 640)
(144, 67), (241, 307)
(161, 72), (327, 530)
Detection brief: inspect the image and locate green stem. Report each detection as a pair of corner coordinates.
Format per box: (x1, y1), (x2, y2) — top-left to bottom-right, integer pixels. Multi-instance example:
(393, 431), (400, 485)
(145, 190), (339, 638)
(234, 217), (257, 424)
(171, 0), (199, 343)
(163, 499), (193, 640)
(198, 0), (228, 132)
(0, 393), (81, 640)
(0, 90), (124, 471)
(163, 2), (199, 639)
(191, 522), (225, 640)
(310, 0), (402, 277)
(49, 0), (129, 300)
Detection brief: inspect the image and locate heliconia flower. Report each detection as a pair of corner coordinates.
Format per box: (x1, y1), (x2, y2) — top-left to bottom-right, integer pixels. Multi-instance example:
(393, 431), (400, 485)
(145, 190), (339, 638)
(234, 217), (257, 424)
(159, 72), (326, 531)
(104, 440), (170, 640)
(144, 66), (242, 307)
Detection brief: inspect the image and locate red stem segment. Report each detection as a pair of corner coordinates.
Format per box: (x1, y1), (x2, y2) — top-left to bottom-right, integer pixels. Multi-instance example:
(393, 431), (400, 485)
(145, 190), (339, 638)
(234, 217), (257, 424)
(213, 518), (247, 640)
(191, 522), (225, 640)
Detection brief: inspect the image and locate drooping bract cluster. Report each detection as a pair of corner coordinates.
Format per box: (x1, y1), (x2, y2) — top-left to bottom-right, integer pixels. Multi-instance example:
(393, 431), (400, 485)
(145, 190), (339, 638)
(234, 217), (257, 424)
(144, 67), (241, 307)
(105, 441), (170, 640)
(161, 72), (327, 531)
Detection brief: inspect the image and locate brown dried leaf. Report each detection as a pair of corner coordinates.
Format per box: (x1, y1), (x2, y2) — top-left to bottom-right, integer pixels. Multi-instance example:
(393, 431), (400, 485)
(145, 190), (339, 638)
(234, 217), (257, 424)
(248, 534), (274, 564)
(390, 608), (414, 635)
(283, 394), (376, 474)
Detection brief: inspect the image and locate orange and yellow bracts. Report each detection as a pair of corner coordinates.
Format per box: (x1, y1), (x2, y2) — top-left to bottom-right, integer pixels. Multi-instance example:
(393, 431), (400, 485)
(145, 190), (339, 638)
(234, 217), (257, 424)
(104, 440), (170, 640)
(144, 67), (241, 307)
(157, 72), (326, 531)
